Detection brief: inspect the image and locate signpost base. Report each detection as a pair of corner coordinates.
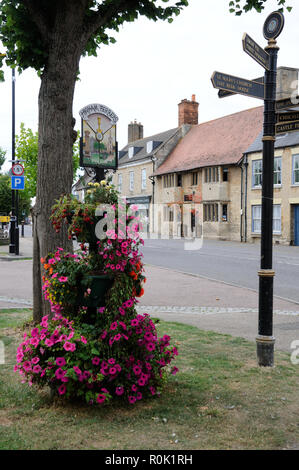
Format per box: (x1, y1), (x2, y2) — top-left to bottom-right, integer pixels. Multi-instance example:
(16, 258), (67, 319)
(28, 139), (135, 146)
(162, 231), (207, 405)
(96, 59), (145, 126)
(256, 335), (275, 367)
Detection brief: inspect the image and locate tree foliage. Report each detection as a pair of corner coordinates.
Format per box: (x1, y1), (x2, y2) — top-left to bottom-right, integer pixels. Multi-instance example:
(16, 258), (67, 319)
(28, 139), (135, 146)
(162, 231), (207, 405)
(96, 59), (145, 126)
(0, 146), (5, 172)
(0, 0), (189, 81)
(0, 174), (31, 217)
(15, 123), (80, 199)
(229, 0), (292, 15)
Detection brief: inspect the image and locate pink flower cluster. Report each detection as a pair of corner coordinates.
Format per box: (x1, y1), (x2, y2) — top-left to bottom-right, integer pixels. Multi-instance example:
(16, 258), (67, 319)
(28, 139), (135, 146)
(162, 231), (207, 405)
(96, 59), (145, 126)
(14, 314), (84, 387)
(97, 220), (143, 274)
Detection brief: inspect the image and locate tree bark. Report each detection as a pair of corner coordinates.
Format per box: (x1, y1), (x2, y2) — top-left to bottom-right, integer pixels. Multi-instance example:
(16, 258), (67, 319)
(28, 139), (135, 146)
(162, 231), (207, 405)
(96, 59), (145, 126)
(32, 9), (84, 322)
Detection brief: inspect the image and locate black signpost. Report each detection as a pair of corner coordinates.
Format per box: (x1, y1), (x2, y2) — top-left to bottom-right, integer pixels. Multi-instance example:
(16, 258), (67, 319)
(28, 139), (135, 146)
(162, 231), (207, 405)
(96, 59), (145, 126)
(242, 33), (270, 70)
(211, 71), (264, 100)
(275, 96), (299, 111)
(218, 76), (264, 98)
(211, 10), (285, 367)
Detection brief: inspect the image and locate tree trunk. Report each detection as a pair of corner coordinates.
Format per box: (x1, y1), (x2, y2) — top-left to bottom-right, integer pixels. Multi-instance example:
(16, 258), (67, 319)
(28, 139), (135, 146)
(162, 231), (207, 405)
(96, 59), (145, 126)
(33, 17), (83, 322)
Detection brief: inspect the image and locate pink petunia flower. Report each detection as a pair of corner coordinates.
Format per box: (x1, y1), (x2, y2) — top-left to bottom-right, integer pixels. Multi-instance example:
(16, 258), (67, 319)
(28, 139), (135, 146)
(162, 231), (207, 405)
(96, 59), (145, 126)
(133, 365), (141, 376)
(92, 357), (100, 365)
(63, 341), (76, 352)
(33, 365), (42, 374)
(115, 386), (124, 396)
(58, 384), (67, 395)
(128, 396), (136, 404)
(73, 366), (82, 375)
(96, 394), (106, 404)
(55, 368), (66, 380)
(110, 322), (118, 331)
(146, 342), (156, 352)
(31, 357), (40, 365)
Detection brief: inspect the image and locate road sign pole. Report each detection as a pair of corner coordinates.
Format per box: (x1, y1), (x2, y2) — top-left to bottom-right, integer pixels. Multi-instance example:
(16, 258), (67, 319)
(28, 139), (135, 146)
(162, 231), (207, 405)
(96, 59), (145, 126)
(9, 67), (16, 254)
(256, 37), (279, 367)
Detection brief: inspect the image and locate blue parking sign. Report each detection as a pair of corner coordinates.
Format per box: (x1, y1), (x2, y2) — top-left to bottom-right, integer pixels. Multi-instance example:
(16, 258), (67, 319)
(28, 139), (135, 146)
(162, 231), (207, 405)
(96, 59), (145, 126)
(11, 176), (25, 190)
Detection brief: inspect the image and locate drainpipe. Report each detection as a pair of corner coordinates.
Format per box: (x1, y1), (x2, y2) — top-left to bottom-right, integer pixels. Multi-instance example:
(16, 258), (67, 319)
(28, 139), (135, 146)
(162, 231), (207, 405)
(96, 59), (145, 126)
(240, 160), (244, 242)
(244, 154), (249, 243)
(149, 156), (157, 233)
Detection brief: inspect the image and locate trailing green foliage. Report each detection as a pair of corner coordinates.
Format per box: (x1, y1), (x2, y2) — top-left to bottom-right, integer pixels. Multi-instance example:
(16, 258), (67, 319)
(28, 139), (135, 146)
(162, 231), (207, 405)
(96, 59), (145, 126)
(229, 0), (292, 16)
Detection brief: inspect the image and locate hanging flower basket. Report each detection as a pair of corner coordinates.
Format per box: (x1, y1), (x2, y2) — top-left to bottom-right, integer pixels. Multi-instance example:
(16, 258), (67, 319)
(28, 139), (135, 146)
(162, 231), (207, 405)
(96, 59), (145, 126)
(16, 181), (179, 407)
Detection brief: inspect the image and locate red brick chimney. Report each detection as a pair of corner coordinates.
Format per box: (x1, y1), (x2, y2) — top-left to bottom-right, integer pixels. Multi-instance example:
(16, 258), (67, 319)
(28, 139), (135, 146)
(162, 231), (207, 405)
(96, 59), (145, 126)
(178, 94), (199, 126)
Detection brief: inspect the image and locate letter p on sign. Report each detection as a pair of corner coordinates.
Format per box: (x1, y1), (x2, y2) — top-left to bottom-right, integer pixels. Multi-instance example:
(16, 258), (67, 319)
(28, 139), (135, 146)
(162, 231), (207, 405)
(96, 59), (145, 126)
(11, 176), (25, 190)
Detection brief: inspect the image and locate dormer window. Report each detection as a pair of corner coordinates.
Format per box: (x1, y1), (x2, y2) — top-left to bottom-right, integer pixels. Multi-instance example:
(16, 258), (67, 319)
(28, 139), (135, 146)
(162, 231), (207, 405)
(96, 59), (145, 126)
(147, 141), (153, 153)
(128, 146), (142, 159)
(146, 140), (162, 154)
(128, 147), (134, 159)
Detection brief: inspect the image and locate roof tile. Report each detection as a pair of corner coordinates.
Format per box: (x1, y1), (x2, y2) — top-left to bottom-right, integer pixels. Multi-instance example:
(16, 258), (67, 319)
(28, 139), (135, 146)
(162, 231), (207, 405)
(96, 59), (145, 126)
(154, 106), (263, 175)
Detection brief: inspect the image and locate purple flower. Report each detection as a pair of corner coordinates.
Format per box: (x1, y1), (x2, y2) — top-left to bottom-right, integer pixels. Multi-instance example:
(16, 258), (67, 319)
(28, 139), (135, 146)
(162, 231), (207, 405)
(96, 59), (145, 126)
(115, 386), (124, 396)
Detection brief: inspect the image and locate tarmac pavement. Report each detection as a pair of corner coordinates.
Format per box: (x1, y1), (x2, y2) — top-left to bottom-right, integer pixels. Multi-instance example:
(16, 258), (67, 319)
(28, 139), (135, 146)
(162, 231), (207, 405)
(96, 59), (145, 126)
(1, 236), (299, 353)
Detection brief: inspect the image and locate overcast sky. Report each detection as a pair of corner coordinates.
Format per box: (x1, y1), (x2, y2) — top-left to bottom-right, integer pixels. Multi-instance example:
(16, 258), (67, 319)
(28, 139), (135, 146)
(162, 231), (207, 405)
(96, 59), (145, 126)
(0, 0), (298, 172)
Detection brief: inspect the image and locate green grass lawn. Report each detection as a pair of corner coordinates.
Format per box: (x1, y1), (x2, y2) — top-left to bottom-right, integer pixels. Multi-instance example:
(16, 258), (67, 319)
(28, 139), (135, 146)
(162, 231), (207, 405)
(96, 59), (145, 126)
(0, 309), (299, 450)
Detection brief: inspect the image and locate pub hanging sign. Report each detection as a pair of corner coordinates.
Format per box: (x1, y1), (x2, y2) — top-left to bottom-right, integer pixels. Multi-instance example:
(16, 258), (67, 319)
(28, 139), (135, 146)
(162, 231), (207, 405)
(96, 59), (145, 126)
(79, 103), (118, 169)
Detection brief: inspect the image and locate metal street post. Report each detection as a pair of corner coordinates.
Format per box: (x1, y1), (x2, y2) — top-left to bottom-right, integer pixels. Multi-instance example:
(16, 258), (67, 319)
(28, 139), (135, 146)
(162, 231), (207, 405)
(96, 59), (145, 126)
(256, 11), (284, 367)
(9, 67), (17, 254)
(211, 11), (285, 367)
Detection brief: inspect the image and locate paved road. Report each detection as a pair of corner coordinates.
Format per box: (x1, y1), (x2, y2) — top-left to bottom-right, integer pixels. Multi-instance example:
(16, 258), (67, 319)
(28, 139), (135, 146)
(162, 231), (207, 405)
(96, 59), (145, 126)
(1, 236), (299, 351)
(142, 238), (299, 304)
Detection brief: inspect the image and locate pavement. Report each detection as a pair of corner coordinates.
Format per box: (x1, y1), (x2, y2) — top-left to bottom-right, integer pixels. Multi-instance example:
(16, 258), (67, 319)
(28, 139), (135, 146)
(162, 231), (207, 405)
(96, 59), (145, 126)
(1, 236), (299, 353)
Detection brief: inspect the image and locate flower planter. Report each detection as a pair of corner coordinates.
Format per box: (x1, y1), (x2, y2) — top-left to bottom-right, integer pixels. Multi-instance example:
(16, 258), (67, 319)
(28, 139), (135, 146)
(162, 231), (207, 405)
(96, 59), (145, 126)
(76, 274), (114, 308)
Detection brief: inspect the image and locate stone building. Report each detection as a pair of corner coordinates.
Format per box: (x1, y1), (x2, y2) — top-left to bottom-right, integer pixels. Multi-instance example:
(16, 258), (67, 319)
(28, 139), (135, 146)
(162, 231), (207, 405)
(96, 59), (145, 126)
(111, 95), (199, 232)
(153, 106), (264, 241)
(244, 124), (299, 246)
